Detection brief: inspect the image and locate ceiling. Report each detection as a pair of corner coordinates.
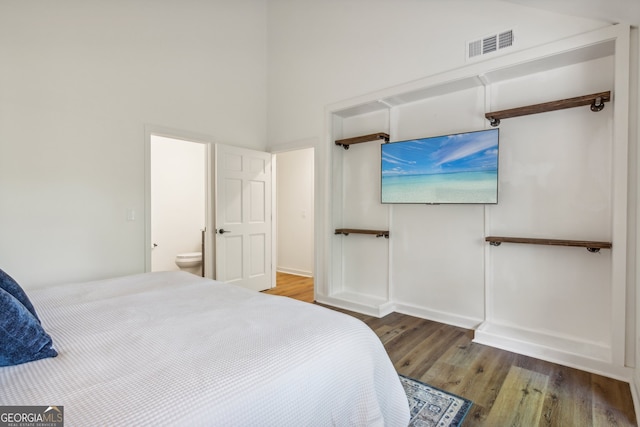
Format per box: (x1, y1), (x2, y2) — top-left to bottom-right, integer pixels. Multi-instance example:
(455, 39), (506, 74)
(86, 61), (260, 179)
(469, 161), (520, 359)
(502, 0), (640, 27)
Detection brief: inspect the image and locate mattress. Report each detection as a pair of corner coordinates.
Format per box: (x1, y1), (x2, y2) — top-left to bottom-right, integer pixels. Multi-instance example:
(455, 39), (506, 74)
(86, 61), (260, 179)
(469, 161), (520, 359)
(0, 271), (409, 426)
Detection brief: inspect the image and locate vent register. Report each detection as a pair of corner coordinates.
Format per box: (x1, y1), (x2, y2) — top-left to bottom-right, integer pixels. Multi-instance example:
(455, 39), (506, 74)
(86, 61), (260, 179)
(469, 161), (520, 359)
(467, 29), (513, 60)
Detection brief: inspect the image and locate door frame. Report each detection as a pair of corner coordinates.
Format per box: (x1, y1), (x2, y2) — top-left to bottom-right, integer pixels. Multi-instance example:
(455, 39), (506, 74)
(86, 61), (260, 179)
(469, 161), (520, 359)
(144, 125), (215, 278)
(269, 138), (318, 296)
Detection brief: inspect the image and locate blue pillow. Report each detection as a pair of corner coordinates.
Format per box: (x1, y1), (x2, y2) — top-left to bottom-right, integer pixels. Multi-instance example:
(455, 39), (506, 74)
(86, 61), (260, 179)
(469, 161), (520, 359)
(0, 288), (57, 367)
(0, 268), (40, 322)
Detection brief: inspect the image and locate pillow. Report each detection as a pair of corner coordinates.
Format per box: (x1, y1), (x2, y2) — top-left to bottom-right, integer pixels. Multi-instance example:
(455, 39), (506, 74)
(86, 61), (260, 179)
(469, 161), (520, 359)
(0, 268), (40, 322)
(0, 288), (57, 367)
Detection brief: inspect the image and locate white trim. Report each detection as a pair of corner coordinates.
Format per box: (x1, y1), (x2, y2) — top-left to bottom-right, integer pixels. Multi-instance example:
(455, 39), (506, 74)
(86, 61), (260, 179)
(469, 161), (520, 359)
(483, 82), (494, 325)
(276, 267), (313, 277)
(474, 321), (633, 382)
(395, 303), (482, 330)
(316, 294), (395, 318)
(271, 154), (277, 289)
(270, 140), (318, 292)
(632, 376), (640, 424)
(610, 23), (631, 368)
(269, 137), (319, 155)
(387, 108), (398, 304)
(632, 24), (640, 421)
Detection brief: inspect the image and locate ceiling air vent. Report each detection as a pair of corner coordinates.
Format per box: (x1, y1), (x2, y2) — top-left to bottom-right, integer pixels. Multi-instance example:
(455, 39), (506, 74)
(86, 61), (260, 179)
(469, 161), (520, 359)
(499, 30), (513, 49)
(483, 35), (497, 54)
(467, 29), (514, 61)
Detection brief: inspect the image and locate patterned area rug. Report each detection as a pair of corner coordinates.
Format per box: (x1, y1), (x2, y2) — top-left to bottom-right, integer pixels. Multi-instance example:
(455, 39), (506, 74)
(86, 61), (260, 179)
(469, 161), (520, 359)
(399, 375), (472, 427)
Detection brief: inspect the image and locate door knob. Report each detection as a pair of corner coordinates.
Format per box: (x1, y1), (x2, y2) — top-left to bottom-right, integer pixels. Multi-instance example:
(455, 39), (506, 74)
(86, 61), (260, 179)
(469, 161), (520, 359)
(217, 229), (230, 234)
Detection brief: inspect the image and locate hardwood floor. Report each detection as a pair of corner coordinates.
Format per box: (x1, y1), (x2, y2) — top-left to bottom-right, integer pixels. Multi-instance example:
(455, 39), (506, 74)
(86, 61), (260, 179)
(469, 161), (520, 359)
(264, 273), (637, 426)
(265, 272), (315, 303)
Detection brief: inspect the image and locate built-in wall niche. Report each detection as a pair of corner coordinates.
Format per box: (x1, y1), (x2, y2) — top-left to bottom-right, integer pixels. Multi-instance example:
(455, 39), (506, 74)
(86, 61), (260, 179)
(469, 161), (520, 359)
(319, 24), (630, 380)
(477, 51), (617, 370)
(327, 109), (393, 316)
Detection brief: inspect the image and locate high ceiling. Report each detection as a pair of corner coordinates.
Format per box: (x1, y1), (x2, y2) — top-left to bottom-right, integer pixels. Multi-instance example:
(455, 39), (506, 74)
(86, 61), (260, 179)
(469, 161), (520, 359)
(502, 0), (640, 27)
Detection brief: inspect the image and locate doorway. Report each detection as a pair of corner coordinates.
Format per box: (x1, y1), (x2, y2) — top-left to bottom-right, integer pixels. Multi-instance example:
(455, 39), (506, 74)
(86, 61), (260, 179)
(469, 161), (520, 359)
(150, 135), (208, 277)
(274, 147), (315, 294)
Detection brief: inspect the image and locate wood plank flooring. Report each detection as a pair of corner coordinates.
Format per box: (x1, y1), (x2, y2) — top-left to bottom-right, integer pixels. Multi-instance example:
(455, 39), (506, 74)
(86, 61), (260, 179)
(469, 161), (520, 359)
(264, 272), (637, 426)
(265, 272), (315, 303)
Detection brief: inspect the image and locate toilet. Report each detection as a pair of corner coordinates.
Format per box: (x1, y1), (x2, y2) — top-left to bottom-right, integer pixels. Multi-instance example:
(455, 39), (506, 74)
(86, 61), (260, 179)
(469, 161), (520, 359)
(175, 252), (202, 269)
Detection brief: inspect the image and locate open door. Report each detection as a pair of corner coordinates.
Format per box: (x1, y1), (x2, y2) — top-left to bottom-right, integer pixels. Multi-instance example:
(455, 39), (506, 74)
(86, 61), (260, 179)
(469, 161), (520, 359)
(214, 144), (272, 291)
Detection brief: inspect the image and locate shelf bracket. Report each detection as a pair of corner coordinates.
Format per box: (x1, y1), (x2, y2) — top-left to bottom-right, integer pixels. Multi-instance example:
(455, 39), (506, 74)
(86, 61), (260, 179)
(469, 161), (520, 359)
(590, 96), (605, 112)
(586, 247), (601, 253)
(488, 117), (501, 127)
(489, 241), (501, 246)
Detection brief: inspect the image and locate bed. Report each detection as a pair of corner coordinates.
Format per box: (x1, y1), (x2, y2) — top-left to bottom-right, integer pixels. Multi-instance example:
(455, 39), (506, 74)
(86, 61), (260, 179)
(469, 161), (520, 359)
(0, 271), (409, 426)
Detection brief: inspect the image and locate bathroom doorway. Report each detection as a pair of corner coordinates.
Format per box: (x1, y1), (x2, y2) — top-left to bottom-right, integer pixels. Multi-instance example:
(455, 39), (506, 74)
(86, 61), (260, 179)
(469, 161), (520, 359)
(274, 147), (315, 291)
(150, 135), (207, 276)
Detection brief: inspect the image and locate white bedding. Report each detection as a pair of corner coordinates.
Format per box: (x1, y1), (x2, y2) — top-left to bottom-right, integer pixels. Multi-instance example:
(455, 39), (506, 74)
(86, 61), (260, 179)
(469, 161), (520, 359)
(0, 271), (409, 426)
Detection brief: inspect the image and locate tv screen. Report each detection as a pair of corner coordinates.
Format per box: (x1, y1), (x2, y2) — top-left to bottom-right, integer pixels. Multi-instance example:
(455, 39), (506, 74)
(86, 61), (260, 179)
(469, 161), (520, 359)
(381, 128), (499, 204)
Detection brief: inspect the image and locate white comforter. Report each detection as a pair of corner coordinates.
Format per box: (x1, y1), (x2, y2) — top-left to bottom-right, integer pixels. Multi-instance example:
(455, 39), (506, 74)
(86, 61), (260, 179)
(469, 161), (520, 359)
(0, 271), (409, 426)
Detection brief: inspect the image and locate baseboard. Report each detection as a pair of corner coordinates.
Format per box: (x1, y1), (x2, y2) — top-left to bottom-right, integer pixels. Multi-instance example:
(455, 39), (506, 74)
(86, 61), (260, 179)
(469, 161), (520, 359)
(316, 293), (395, 318)
(276, 267), (313, 277)
(317, 294), (638, 388)
(394, 302), (483, 330)
(631, 375), (640, 425)
(474, 321), (633, 382)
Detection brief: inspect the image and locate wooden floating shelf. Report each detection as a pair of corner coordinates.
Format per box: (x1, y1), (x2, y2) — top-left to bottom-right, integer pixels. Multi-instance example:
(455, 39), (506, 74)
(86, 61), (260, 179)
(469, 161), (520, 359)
(335, 228), (389, 238)
(485, 91), (610, 126)
(485, 236), (611, 253)
(335, 133), (390, 150)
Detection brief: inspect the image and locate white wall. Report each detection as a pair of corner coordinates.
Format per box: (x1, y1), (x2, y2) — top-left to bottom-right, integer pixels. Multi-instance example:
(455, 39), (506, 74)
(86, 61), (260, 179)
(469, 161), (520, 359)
(266, 0), (606, 146)
(632, 26), (640, 402)
(0, 0), (268, 288)
(276, 148), (314, 276)
(151, 136), (205, 274)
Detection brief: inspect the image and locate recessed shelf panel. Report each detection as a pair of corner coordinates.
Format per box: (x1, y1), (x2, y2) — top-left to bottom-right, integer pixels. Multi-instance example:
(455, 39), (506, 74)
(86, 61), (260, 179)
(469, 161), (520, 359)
(481, 40), (615, 85)
(333, 102), (389, 118)
(382, 76), (484, 107)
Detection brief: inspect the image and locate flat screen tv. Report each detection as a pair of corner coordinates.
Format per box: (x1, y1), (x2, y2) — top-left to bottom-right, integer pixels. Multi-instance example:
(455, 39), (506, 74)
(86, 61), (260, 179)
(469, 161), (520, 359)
(381, 128), (499, 204)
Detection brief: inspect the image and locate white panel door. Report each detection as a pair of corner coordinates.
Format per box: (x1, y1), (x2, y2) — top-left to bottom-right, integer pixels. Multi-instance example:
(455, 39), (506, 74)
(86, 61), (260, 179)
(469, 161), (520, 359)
(214, 144), (272, 291)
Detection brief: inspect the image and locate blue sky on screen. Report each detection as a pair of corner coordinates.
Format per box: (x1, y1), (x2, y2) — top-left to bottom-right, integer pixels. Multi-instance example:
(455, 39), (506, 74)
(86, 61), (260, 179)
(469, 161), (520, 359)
(382, 129), (499, 176)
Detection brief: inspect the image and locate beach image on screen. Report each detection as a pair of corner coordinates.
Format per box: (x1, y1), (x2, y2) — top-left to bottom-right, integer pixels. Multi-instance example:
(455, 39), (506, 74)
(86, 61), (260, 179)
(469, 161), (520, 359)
(381, 129), (499, 204)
